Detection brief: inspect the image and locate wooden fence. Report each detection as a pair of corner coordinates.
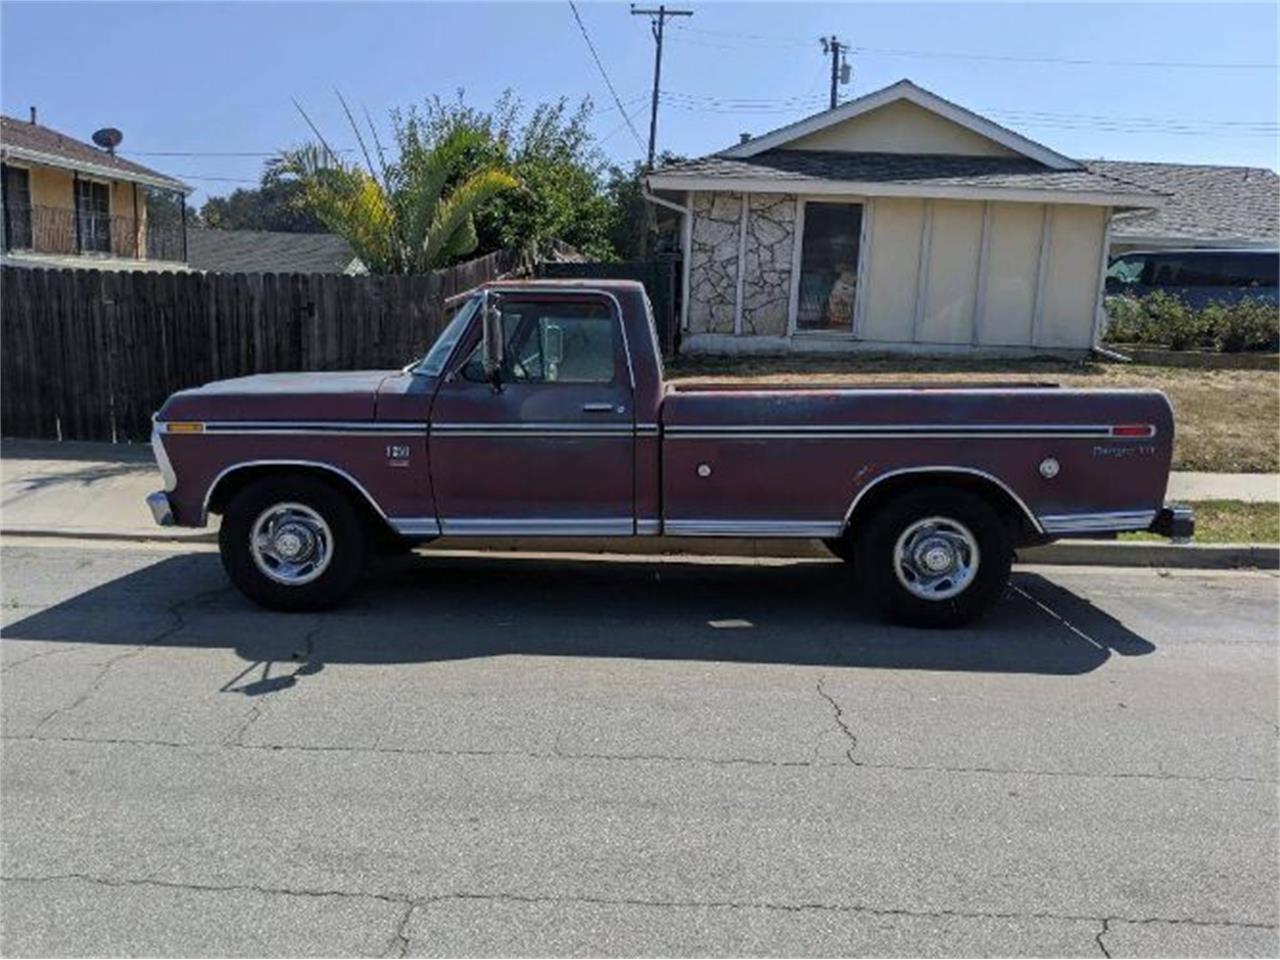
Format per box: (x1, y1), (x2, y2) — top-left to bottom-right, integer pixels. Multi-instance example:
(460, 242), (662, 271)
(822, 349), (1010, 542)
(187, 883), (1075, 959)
(1, 248), (525, 443)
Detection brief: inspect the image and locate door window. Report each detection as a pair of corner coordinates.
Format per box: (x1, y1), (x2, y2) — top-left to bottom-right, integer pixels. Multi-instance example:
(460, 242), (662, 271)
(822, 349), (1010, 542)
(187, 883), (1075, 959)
(464, 299), (616, 384)
(1, 164), (32, 250)
(75, 179), (110, 253)
(796, 201), (863, 332)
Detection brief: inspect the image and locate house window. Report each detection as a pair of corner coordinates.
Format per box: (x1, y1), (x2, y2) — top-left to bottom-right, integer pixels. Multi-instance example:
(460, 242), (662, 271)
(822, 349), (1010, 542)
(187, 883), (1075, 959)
(75, 179), (111, 254)
(1, 164), (32, 251)
(795, 201), (863, 332)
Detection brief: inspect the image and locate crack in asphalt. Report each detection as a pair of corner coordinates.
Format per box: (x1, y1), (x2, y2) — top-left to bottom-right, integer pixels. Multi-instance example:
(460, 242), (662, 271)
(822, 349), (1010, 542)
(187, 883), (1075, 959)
(0, 645), (80, 675)
(1096, 917), (1112, 957)
(386, 902), (415, 959)
(816, 676), (860, 765)
(28, 646), (148, 736)
(26, 587), (231, 735)
(5, 732), (1270, 785)
(2, 872), (1276, 935)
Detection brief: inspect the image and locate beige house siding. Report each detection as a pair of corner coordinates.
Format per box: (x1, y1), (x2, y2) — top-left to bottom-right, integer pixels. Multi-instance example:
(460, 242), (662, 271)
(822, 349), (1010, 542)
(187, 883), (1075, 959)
(979, 202), (1045, 345)
(683, 189), (1111, 355)
(785, 100), (1022, 157)
(1038, 204), (1108, 349)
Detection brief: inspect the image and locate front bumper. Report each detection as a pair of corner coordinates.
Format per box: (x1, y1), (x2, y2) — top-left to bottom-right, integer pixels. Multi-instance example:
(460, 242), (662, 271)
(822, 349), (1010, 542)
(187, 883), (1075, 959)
(1149, 503), (1195, 543)
(146, 491), (174, 527)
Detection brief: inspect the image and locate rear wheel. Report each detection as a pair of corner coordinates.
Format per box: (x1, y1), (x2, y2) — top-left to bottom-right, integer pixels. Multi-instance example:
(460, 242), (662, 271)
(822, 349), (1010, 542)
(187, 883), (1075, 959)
(219, 475), (367, 611)
(855, 487), (1012, 628)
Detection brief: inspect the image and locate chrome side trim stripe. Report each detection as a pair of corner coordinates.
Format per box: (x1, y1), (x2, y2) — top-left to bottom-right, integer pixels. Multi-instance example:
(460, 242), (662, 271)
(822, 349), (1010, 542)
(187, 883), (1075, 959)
(1039, 510), (1157, 534)
(194, 421), (425, 436)
(664, 519), (843, 538)
(843, 466), (1045, 536)
(636, 519), (661, 535)
(439, 517), (636, 536)
(201, 460), (391, 525)
(389, 517), (441, 537)
(432, 422), (634, 435)
(665, 424), (1117, 440)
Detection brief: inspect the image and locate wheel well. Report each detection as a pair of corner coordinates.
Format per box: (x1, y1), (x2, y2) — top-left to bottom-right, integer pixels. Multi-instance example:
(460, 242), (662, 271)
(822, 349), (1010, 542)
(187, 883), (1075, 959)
(206, 465), (395, 541)
(843, 471), (1042, 547)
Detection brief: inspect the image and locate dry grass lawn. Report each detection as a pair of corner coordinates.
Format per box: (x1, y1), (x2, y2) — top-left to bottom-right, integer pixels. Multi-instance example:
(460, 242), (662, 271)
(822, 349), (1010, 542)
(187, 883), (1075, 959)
(667, 355), (1279, 473)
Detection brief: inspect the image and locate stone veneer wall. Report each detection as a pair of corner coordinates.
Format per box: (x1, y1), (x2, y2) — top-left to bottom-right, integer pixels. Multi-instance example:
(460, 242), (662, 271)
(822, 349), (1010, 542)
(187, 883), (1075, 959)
(687, 192), (742, 334)
(740, 194), (796, 336)
(687, 191), (797, 336)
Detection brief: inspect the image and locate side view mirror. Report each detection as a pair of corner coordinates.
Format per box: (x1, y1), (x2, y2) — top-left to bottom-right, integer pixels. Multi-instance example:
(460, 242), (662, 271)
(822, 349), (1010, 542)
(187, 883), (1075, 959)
(481, 298), (504, 389)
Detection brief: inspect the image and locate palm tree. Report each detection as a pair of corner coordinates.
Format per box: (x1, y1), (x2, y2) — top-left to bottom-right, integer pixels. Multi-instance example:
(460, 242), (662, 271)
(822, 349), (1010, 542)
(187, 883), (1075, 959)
(275, 124), (518, 274)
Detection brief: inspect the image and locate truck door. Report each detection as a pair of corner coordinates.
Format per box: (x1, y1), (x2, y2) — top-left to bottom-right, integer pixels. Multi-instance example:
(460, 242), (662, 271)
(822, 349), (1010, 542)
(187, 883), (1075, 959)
(427, 291), (636, 535)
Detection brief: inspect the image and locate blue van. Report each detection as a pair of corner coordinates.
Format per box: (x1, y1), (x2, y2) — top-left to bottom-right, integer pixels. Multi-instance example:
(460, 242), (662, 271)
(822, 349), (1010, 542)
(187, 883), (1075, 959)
(1105, 248), (1278, 308)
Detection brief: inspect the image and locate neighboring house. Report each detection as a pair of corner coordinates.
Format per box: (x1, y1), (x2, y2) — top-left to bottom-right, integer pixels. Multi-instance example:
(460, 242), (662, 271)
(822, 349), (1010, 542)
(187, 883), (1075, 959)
(186, 227), (365, 275)
(1086, 160), (1279, 256)
(0, 111), (191, 271)
(646, 79), (1167, 356)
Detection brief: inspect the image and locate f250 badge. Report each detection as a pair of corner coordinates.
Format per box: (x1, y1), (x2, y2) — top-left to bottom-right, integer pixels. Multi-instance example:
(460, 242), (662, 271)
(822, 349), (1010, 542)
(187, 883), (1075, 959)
(1093, 444), (1156, 458)
(386, 444), (411, 466)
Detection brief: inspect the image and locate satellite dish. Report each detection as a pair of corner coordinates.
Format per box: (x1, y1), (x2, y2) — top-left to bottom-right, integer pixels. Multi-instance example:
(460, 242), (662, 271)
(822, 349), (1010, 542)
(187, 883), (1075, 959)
(92, 127), (123, 154)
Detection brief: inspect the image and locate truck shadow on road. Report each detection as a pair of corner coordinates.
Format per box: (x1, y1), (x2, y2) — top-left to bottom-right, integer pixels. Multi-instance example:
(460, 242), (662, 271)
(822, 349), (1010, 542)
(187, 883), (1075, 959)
(2, 550), (1154, 683)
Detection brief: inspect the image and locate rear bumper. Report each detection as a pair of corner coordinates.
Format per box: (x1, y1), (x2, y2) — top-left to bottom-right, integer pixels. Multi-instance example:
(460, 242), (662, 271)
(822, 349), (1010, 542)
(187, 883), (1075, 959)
(146, 491), (174, 527)
(1149, 503), (1195, 543)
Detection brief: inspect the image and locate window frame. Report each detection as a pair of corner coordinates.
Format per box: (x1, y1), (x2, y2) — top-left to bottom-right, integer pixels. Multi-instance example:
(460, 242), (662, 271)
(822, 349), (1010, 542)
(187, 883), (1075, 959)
(787, 195), (871, 338)
(74, 176), (112, 255)
(1, 162), (33, 251)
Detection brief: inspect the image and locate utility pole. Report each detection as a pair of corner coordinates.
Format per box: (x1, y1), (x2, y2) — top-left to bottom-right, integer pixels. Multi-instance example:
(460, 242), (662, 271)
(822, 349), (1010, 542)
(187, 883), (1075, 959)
(820, 35), (851, 109)
(631, 4), (692, 169)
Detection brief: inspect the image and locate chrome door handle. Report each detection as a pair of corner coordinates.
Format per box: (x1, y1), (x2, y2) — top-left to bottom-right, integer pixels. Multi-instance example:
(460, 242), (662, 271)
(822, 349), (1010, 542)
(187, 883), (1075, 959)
(581, 403), (622, 414)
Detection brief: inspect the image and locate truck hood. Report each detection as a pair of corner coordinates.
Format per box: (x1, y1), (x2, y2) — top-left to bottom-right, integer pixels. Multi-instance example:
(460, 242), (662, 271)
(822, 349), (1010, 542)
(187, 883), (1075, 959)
(158, 370), (397, 422)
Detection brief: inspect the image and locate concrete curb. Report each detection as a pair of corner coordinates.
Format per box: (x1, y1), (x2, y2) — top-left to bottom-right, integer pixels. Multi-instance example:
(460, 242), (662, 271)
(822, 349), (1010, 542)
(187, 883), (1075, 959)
(2, 526), (1277, 569)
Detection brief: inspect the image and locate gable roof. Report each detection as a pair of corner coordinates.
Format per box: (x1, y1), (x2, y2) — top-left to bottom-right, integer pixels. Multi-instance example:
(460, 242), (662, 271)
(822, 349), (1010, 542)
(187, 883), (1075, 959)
(1088, 160), (1279, 245)
(0, 115), (189, 193)
(648, 150), (1165, 207)
(186, 227), (363, 275)
(719, 79), (1081, 171)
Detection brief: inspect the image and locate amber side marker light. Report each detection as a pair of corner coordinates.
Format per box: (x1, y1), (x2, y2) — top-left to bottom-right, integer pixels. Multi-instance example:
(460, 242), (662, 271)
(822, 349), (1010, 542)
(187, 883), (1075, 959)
(165, 422), (204, 434)
(1110, 424), (1155, 438)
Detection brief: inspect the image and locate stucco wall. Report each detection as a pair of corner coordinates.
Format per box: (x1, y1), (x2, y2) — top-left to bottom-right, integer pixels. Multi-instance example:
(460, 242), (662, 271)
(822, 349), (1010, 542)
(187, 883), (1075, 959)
(684, 189), (1110, 354)
(786, 100), (1021, 157)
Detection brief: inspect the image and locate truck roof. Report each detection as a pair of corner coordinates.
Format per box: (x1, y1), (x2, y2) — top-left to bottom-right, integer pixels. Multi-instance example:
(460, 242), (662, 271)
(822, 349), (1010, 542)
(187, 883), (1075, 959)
(484, 278), (648, 294)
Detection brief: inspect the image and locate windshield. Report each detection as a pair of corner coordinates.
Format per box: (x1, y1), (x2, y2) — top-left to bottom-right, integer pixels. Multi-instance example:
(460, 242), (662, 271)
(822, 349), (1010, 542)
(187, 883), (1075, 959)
(414, 296), (480, 376)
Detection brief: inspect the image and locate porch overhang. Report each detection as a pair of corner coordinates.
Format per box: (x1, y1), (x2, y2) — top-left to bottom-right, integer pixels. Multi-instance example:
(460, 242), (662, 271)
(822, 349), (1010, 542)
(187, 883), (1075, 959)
(1, 144), (192, 195)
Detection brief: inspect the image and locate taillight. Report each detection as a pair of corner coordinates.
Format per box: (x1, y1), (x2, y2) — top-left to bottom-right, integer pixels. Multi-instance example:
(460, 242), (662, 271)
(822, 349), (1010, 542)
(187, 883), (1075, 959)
(1110, 424), (1155, 438)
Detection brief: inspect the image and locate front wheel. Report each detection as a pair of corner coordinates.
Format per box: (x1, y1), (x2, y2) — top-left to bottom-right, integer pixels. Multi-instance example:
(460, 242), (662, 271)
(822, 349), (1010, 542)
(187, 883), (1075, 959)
(219, 475), (367, 611)
(855, 487), (1012, 628)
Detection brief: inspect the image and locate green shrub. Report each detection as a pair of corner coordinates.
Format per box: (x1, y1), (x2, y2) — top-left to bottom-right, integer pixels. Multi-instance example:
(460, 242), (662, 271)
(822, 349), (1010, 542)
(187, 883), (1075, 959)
(1104, 294), (1278, 353)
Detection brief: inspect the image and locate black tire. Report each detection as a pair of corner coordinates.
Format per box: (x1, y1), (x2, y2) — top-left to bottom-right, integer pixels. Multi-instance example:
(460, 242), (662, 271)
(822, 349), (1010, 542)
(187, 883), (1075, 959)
(218, 474), (367, 611)
(855, 487), (1012, 629)
(823, 536), (857, 564)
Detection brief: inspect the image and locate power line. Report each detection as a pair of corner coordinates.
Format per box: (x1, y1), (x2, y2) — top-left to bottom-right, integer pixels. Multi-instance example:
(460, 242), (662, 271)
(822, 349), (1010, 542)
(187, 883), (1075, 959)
(853, 44), (1280, 69)
(666, 23), (1278, 69)
(567, 0), (647, 154)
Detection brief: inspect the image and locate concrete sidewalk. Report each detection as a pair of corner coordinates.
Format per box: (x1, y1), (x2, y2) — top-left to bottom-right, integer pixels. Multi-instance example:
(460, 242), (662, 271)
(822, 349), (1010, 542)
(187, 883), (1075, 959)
(1, 440), (1277, 567)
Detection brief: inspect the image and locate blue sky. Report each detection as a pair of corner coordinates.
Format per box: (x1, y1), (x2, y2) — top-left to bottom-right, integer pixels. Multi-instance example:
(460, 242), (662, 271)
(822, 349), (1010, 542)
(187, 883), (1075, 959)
(2, 1), (1276, 203)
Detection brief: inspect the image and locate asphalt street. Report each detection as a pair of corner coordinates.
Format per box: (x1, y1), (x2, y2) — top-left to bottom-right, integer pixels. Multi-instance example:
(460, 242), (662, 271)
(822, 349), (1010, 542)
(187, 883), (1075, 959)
(1, 540), (1276, 958)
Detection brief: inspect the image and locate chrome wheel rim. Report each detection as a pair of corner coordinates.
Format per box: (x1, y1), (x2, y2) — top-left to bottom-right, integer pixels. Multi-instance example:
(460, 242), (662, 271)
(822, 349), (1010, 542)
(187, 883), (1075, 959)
(893, 516), (980, 601)
(250, 502), (333, 586)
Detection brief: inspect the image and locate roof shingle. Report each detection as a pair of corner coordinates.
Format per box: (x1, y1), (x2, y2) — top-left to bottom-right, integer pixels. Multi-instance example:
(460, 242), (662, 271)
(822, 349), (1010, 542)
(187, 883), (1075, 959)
(0, 115), (187, 191)
(1088, 160), (1278, 245)
(652, 150), (1157, 197)
(186, 227), (361, 275)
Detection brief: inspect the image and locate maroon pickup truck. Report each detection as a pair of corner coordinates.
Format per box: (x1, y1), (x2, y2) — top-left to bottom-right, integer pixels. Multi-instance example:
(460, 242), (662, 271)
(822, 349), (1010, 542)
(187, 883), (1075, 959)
(148, 279), (1191, 627)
